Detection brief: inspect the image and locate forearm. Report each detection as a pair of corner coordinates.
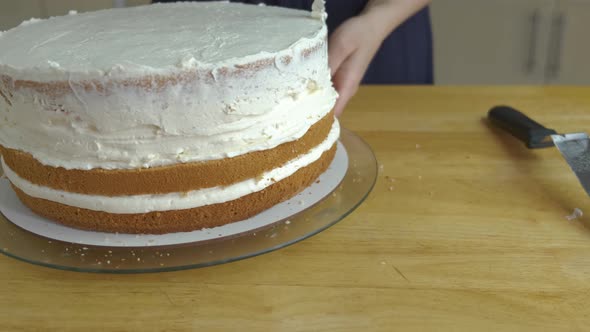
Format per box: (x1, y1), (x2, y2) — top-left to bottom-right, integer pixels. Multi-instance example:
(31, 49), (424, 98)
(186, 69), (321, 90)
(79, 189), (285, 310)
(361, 0), (431, 39)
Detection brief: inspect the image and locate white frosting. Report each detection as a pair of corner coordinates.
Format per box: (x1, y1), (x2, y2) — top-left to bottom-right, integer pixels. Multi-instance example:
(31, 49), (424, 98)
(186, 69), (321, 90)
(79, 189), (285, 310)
(1, 83), (336, 169)
(0, 1), (337, 170)
(2, 120), (340, 214)
(312, 0), (327, 21)
(0, 2), (325, 81)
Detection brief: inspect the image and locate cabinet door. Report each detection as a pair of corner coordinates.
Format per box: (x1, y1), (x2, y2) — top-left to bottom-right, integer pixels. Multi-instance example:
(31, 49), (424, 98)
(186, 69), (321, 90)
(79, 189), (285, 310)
(125, 0), (151, 6)
(41, 0), (113, 16)
(41, 0), (151, 15)
(0, 0), (151, 31)
(549, 0), (590, 84)
(430, 0), (555, 84)
(0, 0), (44, 31)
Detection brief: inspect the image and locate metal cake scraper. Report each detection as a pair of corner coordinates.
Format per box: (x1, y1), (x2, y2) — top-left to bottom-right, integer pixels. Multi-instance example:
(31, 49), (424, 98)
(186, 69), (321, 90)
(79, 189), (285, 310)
(488, 105), (590, 196)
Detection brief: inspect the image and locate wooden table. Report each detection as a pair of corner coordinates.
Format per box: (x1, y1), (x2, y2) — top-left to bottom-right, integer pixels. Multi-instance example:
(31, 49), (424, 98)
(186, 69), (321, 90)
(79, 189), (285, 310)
(2, 86), (590, 331)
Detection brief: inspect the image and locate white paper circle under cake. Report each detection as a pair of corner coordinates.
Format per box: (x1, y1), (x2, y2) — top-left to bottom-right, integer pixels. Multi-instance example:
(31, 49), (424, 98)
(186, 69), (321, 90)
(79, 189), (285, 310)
(0, 142), (348, 247)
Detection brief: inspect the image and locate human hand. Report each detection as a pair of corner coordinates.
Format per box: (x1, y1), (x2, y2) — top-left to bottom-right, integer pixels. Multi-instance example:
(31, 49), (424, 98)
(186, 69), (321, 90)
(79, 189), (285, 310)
(328, 0), (431, 116)
(328, 15), (383, 116)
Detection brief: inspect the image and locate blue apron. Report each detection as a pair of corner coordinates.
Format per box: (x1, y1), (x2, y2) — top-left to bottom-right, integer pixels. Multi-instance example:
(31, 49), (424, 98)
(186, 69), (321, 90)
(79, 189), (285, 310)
(152, 0), (433, 84)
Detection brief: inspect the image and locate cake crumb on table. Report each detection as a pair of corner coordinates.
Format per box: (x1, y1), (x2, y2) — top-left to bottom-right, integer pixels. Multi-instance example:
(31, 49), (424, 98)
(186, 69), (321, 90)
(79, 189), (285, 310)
(566, 208), (583, 221)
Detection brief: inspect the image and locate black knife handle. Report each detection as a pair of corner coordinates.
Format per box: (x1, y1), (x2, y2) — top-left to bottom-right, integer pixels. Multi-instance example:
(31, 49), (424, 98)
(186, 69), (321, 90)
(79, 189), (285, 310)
(488, 105), (558, 149)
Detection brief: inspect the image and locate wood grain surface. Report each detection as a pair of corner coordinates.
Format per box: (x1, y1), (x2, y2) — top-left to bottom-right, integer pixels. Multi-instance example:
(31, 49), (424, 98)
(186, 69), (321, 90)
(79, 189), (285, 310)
(2, 86), (590, 331)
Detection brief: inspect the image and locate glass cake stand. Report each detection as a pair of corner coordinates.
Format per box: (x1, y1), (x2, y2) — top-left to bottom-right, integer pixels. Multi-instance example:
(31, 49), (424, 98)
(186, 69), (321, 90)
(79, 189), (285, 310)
(0, 128), (377, 273)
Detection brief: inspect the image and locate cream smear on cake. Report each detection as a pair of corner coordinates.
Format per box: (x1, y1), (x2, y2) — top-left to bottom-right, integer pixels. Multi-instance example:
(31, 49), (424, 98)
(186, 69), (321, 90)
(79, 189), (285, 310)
(0, 2), (326, 80)
(0, 83), (336, 170)
(2, 121), (340, 213)
(0, 1), (336, 170)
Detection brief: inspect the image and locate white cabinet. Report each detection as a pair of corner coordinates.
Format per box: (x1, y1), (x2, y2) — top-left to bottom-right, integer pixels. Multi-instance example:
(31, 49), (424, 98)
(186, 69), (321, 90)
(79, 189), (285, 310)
(42, 0), (113, 17)
(0, 0), (44, 31)
(0, 0), (150, 31)
(126, 0), (151, 6)
(431, 0), (556, 84)
(431, 0), (590, 84)
(43, 0), (149, 16)
(550, 0), (590, 84)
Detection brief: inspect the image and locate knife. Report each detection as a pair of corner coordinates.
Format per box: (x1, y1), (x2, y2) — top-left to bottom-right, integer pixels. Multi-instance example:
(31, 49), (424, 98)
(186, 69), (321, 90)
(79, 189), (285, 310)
(488, 105), (590, 196)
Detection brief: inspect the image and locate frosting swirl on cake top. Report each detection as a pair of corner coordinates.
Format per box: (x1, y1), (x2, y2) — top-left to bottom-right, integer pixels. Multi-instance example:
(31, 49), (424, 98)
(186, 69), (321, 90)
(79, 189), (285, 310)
(0, 2), (324, 81)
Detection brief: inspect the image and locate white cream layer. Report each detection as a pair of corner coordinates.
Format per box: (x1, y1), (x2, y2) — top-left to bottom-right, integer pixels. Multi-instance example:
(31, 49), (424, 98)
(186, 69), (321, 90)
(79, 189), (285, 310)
(0, 2), (326, 81)
(0, 84), (337, 170)
(0, 1), (336, 170)
(2, 120), (339, 214)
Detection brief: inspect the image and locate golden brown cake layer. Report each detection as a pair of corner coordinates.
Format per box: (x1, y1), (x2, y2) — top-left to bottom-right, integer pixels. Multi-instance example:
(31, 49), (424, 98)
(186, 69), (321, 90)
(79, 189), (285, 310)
(11, 145), (336, 234)
(1, 112), (334, 196)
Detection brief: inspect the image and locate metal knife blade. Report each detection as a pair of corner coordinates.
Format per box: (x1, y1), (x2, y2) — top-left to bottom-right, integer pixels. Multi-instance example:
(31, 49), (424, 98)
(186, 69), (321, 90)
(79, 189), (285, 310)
(552, 133), (590, 196)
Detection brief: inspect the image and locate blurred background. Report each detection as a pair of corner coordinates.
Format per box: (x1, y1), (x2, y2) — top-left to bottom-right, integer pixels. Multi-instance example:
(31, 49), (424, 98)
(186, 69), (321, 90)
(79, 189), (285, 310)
(1, 0), (589, 85)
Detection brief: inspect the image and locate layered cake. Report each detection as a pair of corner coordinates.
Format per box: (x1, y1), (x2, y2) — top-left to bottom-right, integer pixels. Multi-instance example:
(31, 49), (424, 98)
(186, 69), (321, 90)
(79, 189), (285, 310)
(0, 1), (339, 234)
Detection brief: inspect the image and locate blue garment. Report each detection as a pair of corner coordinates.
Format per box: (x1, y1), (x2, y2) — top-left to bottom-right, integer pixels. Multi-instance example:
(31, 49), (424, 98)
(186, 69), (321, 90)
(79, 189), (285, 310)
(152, 0), (433, 84)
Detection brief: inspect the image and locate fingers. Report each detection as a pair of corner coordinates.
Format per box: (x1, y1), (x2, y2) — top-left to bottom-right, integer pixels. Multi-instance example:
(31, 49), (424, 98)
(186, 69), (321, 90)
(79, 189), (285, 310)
(331, 52), (364, 116)
(328, 16), (380, 116)
(332, 76), (358, 117)
(328, 24), (356, 76)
